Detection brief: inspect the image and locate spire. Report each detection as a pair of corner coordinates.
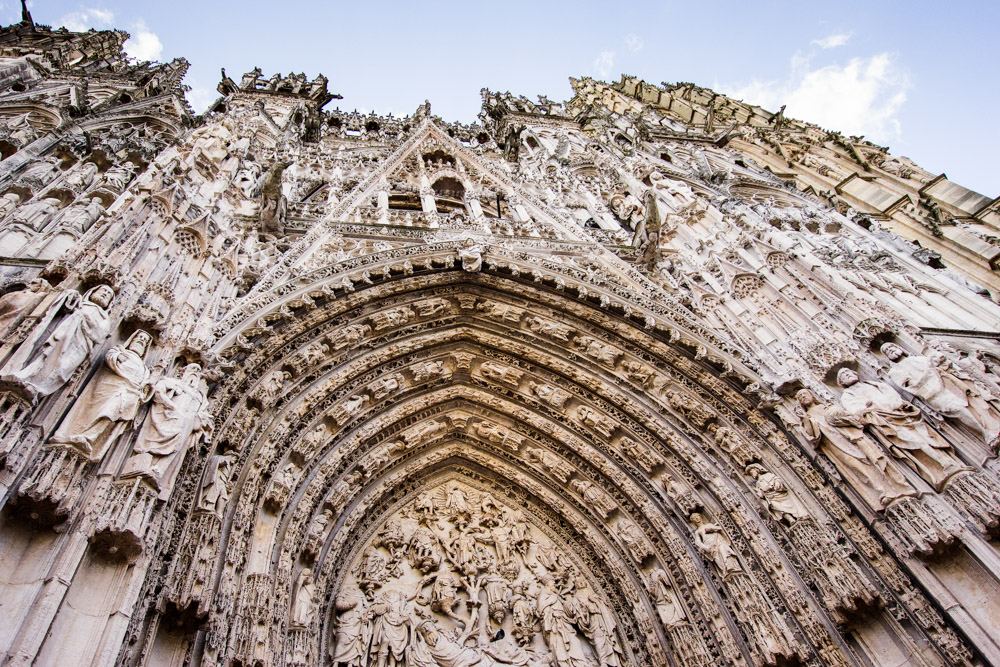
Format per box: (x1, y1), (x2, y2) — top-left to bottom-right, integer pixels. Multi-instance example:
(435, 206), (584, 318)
(20, 0), (34, 28)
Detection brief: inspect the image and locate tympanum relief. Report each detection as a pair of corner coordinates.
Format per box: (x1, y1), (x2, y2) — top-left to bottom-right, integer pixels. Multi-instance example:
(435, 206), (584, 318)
(333, 480), (625, 667)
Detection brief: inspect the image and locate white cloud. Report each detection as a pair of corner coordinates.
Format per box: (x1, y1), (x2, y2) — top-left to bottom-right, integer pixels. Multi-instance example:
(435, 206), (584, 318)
(811, 32), (852, 49)
(124, 20), (163, 61)
(592, 50), (616, 79)
(723, 51), (910, 142)
(624, 34), (644, 53)
(56, 7), (114, 31)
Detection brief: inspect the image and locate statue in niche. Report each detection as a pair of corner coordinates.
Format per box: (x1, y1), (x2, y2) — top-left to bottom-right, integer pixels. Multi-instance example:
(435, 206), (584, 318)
(18, 156), (61, 188)
(47, 329), (153, 462)
(119, 363), (213, 497)
(836, 367), (967, 490)
(458, 238), (483, 272)
(1, 284), (114, 399)
(510, 578), (537, 646)
(528, 381), (570, 409)
(745, 463), (809, 525)
(10, 196), (61, 231)
(690, 512), (742, 577)
(0, 278), (51, 337)
(103, 161), (137, 191)
(290, 568), (316, 628)
(64, 161), (99, 191)
(196, 451), (233, 516)
(332, 585), (369, 667)
(882, 342), (1000, 447)
(58, 196), (104, 233)
(796, 388), (915, 509)
(648, 567), (685, 628)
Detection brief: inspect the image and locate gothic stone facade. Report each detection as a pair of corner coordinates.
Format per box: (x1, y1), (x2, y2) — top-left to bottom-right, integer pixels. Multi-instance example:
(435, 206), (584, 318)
(0, 12), (999, 667)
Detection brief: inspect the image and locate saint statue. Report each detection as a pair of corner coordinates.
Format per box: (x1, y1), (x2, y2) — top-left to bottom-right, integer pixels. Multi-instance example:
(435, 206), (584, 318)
(196, 451), (233, 516)
(10, 196), (61, 231)
(882, 342), (1000, 447)
(331, 586), (369, 667)
(649, 567), (685, 628)
(1, 284), (114, 398)
(690, 512), (742, 577)
(796, 388), (915, 509)
(290, 568), (316, 628)
(745, 463), (809, 525)
(47, 329), (153, 461)
(119, 363), (213, 498)
(0, 278), (51, 337)
(535, 574), (589, 667)
(836, 367), (967, 490)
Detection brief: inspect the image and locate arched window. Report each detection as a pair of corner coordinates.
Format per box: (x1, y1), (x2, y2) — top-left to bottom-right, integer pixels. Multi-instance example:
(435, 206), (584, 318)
(431, 177), (465, 214)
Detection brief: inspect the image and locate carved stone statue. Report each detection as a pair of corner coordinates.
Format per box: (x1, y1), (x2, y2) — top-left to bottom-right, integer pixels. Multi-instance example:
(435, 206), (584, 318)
(196, 451), (233, 516)
(535, 574), (589, 667)
(331, 586), (368, 666)
(58, 196), (104, 233)
(649, 567), (685, 628)
(836, 367), (967, 490)
(47, 329), (153, 461)
(290, 568), (316, 628)
(10, 196), (61, 231)
(690, 512), (742, 577)
(0, 192), (21, 219)
(0, 278), (50, 336)
(882, 342), (1000, 447)
(796, 388), (915, 509)
(103, 161), (137, 191)
(745, 463), (808, 525)
(1, 284), (114, 398)
(119, 363), (213, 497)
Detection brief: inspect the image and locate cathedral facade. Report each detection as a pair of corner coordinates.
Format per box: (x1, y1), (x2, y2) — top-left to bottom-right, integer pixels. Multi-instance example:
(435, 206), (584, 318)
(1, 11), (1000, 667)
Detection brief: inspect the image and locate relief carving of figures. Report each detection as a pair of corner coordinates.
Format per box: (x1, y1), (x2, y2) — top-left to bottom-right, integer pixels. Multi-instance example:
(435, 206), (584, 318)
(411, 359), (451, 383)
(745, 463), (809, 525)
(690, 512), (742, 577)
(882, 343), (1000, 448)
(0, 278), (51, 337)
(1, 284), (114, 399)
(566, 576), (623, 666)
(478, 360), (523, 387)
(47, 329), (153, 461)
(119, 363), (213, 498)
(57, 196), (104, 234)
(525, 447), (573, 482)
(64, 161), (99, 191)
(535, 573), (589, 667)
(796, 388), (915, 508)
(196, 451), (233, 516)
(836, 367), (968, 490)
(103, 161), (137, 191)
(332, 586), (369, 667)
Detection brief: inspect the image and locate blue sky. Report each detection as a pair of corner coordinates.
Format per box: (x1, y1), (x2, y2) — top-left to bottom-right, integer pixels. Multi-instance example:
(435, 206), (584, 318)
(8, 1), (999, 196)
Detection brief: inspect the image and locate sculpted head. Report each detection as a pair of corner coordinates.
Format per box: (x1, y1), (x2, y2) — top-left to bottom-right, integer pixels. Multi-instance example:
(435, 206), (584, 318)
(181, 362), (203, 384)
(89, 284), (114, 308)
(836, 367), (859, 388)
(689, 512), (705, 527)
(127, 330), (152, 357)
(795, 388), (817, 408)
(880, 342), (905, 361)
(745, 463), (766, 479)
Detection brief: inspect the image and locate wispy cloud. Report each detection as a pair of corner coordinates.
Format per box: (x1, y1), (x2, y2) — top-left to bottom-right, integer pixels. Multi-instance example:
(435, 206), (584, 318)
(592, 50), (616, 79)
(722, 50), (910, 142)
(811, 32), (852, 49)
(624, 34), (644, 53)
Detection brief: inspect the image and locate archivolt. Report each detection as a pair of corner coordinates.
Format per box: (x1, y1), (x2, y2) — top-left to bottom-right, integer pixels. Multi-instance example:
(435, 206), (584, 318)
(172, 255), (926, 665)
